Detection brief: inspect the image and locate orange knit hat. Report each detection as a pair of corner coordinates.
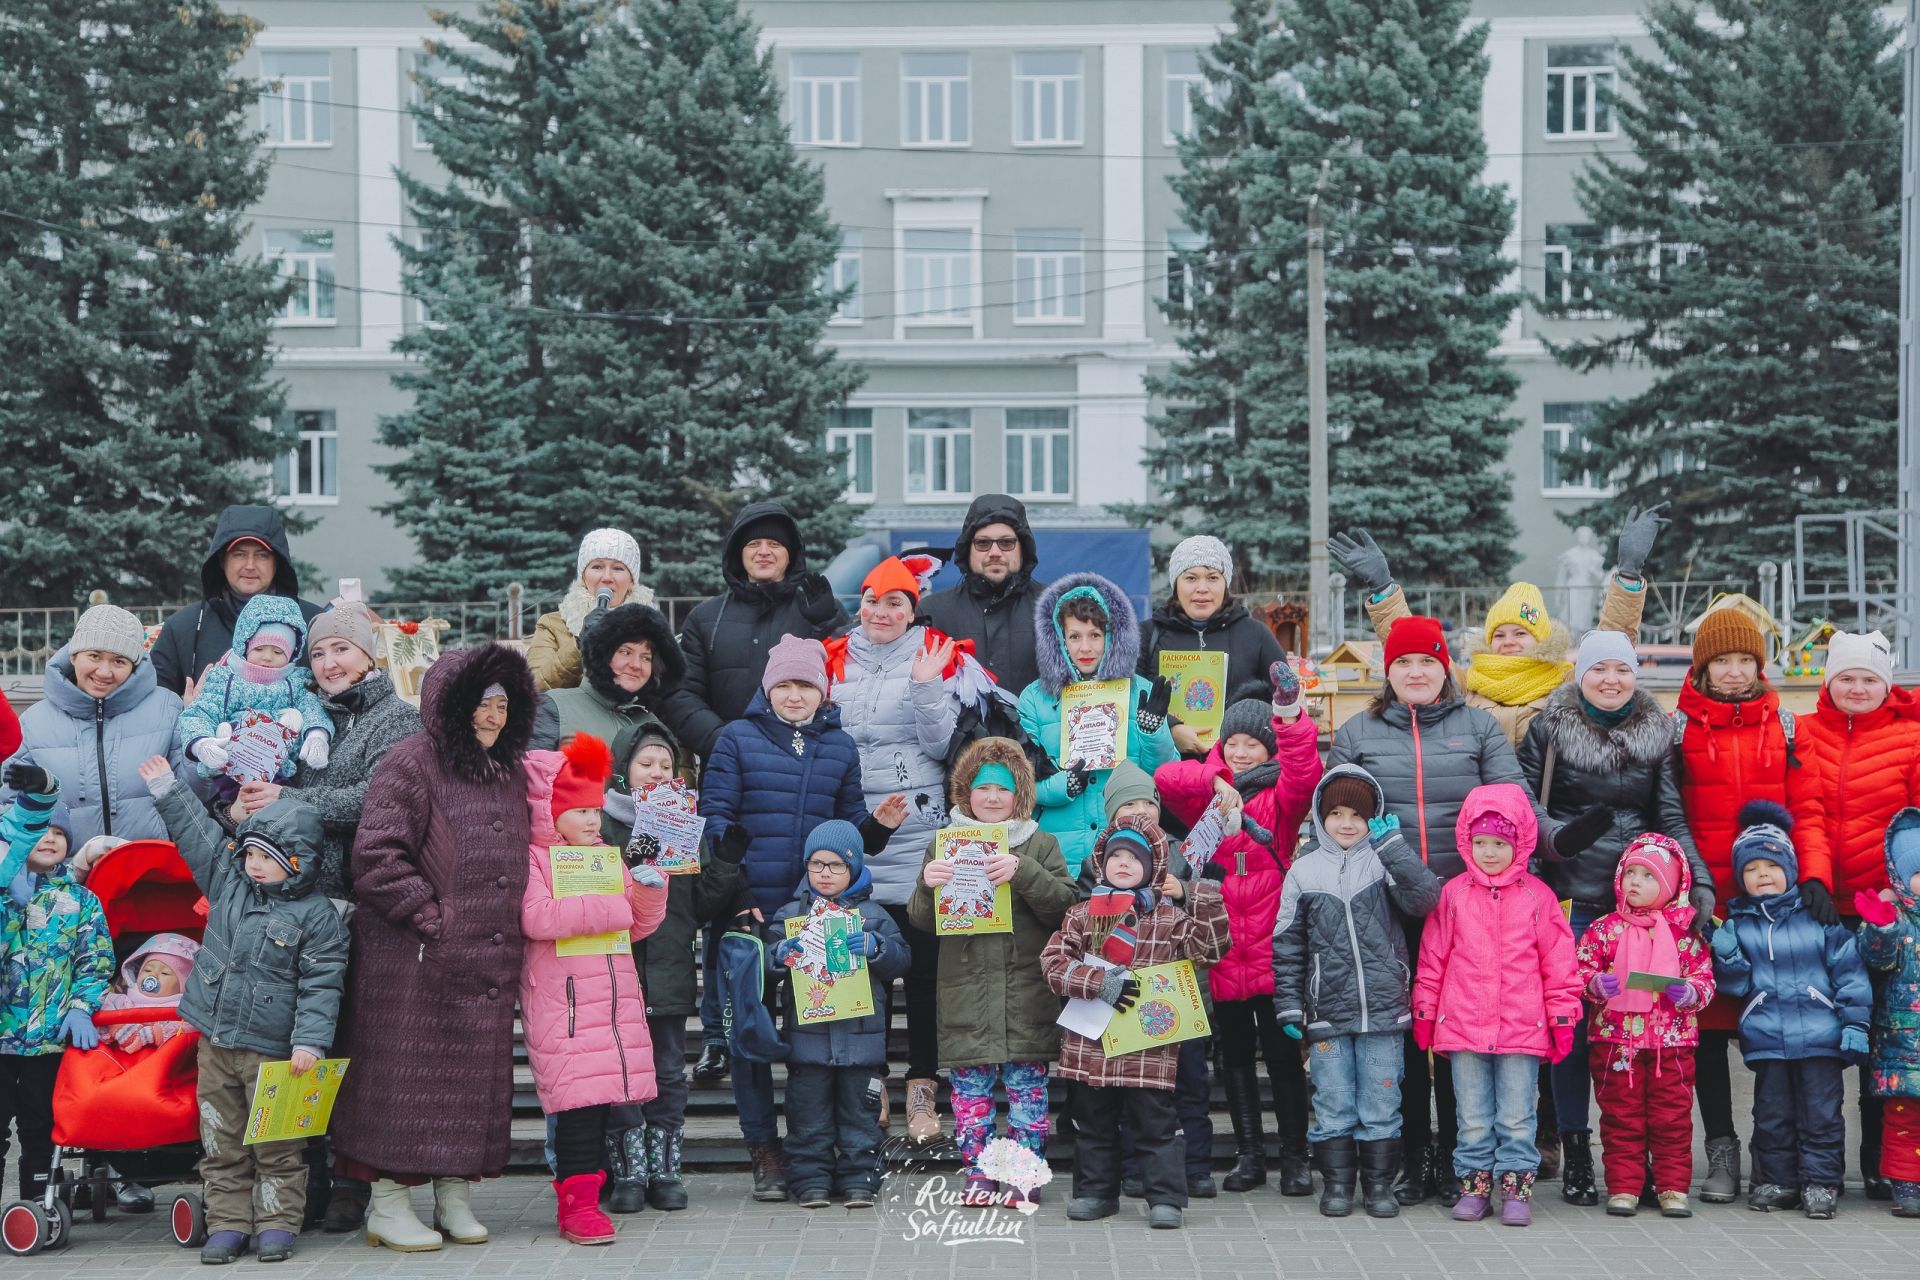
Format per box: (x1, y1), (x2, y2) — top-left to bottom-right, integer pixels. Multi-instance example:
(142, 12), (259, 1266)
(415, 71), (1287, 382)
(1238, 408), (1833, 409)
(1692, 608), (1765, 673)
(861, 556), (922, 603)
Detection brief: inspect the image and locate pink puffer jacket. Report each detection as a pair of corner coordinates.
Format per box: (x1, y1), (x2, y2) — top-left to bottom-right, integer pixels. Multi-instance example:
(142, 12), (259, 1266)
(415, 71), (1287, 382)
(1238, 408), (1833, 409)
(1156, 710), (1322, 1003)
(1412, 783), (1582, 1060)
(518, 751), (669, 1114)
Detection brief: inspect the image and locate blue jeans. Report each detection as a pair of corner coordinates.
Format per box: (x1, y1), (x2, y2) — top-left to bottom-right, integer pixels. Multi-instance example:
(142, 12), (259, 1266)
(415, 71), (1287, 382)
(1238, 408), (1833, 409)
(1549, 903), (1601, 1133)
(1306, 1033), (1403, 1144)
(1451, 1051), (1542, 1176)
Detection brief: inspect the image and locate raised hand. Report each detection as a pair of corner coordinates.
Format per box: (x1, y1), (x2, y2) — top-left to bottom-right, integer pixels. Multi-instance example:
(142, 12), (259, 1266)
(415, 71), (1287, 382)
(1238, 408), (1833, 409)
(1136, 677), (1172, 733)
(1614, 502), (1671, 578)
(1327, 529), (1393, 595)
(911, 636), (956, 684)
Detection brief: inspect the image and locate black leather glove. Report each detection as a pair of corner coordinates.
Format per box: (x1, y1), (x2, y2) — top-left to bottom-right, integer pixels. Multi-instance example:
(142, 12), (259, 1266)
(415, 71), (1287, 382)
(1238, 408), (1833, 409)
(2, 763), (53, 796)
(1110, 977), (1141, 1014)
(1799, 877), (1840, 927)
(1614, 502), (1671, 579)
(1688, 883), (1719, 934)
(1063, 762), (1090, 799)
(1136, 676), (1172, 733)
(797, 573), (839, 626)
(714, 824), (752, 865)
(1552, 804), (1613, 858)
(1328, 529), (1393, 596)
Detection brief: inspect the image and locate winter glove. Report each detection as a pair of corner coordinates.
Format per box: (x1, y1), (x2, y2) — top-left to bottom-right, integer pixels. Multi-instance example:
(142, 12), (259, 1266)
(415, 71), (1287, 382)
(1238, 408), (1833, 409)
(7, 870), (32, 909)
(1270, 658), (1301, 718)
(1280, 1019), (1304, 1042)
(1613, 502), (1671, 579)
(1664, 982), (1698, 1010)
(1856, 889), (1900, 928)
(59, 1008), (99, 1050)
(1327, 529), (1393, 596)
(1412, 1014), (1435, 1052)
(1552, 804), (1613, 859)
(299, 732), (330, 770)
(1104, 975), (1142, 1014)
(797, 573), (840, 626)
(1841, 1025), (1871, 1061)
(1799, 878), (1841, 927)
(1687, 884), (1718, 935)
(632, 865), (667, 890)
(770, 938), (804, 967)
(2, 762), (52, 796)
(1063, 762), (1090, 800)
(276, 708), (304, 733)
(1710, 923), (1742, 965)
(1549, 1018), (1578, 1064)
(846, 930), (882, 959)
(1136, 676), (1172, 734)
(1589, 972), (1624, 1001)
(192, 735), (230, 772)
(1367, 814), (1401, 841)
(714, 825), (752, 866)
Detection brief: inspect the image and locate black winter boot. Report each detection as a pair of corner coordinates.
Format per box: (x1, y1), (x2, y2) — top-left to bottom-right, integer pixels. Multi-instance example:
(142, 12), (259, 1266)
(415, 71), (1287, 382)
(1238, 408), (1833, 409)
(1434, 1145), (1462, 1208)
(1357, 1139), (1402, 1218)
(1220, 1065), (1267, 1193)
(1394, 1139), (1433, 1205)
(1315, 1137), (1358, 1218)
(1561, 1131), (1599, 1206)
(603, 1127), (647, 1215)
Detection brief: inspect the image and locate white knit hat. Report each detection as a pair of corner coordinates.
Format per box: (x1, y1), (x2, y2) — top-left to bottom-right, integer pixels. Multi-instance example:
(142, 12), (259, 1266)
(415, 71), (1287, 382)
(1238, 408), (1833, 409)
(68, 605), (148, 664)
(1167, 535), (1233, 590)
(1825, 629), (1893, 686)
(576, 528), (643, 584)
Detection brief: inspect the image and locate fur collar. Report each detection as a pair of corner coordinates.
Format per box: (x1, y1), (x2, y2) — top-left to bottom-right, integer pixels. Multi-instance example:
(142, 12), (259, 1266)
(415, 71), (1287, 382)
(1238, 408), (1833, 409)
(421, 643), (538, 784)
(1536, 683), (1672, 772)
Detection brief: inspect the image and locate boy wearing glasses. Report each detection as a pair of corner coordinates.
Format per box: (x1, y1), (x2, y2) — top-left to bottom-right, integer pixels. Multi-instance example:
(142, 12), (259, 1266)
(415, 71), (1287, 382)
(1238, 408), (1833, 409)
(920, 495), (1048, 694)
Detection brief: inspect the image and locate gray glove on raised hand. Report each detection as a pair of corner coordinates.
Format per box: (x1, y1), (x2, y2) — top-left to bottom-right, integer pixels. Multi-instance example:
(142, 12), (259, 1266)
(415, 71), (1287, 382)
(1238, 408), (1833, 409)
(1614, 502), (1671, 579)
(1328, 529), (1393, 596)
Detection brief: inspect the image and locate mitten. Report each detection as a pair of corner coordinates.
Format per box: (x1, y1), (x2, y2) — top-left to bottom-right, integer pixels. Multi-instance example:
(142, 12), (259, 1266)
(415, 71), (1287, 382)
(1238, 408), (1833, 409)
(1549, 1018), (1577, 1064)
(2, 762), (52, 796)
(1799, 878), (1840, 927)
(1855, 889), (1900, 928)
(1589, 972), (1623, 1000)
(1664, 982), (1698, 1010)
(714, 825), (751, 865)
(59, 1008), (99, 1050)
(797, 573), (840, 626)
(770, 938), (804, 967)
(1553, 805), (1613, 858)
(7, 870), (33, 909)
(1841, 1025), (1871, 1061)
(299, 731), (330, 770)
(1709, 924), (1742, 964)
(1412, 1014), (1434, 1052)
(1136, 677), (1172, 733)
(277, 708), (304, 732)
(1270, 658), (1301, 717)
(632, 865), (666, 890)
(1327, 529), (1393, 595)
(846, 930), (881, 959)
(1063, 762), (1090, 799)
(192, 737), (229, 771)
(1280, 1019), (1304, 1042)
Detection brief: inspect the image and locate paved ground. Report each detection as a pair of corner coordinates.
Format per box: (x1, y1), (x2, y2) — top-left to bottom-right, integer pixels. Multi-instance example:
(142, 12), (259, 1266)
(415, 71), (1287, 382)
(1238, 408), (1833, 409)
(11, 1170), (1913, 1280)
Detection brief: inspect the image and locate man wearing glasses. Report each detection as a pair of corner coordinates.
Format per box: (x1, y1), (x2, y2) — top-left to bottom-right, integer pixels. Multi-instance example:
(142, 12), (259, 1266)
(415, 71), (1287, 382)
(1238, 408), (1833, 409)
(919, 494), (1048, 694)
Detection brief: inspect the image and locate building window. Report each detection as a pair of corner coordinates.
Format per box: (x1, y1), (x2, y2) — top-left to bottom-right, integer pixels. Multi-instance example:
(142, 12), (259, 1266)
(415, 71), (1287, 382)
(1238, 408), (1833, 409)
(272, 410), (340, 503)
(411, 53), (469, 150)
(1014, 51), (1083, 147)
(267, 229), (337, 324)
(1544, 224), (1606, 315)
(1005, 408), (1073, 499)
(902, 52), (969, 147)
(790, 53), (860, 147)
(823, 230), (861, 323)
(1542, 403), (1611, 496)
(1545, 45), (1616, 139)
(902, 228), (974, 324)
(1163, 49), (1208, 142)
(906, 409), (972, 497)
(261, 52), (333, 147)
(1014, 230), (1084, 323)
(1165, 229), (1204, 311)
(825, 408), (874, 501)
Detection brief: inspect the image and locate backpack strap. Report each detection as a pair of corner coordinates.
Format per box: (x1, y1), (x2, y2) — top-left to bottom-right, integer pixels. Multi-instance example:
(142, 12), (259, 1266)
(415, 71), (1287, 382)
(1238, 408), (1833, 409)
(1670, 707), (1688, 747)
(1779, 708), (1800, 769)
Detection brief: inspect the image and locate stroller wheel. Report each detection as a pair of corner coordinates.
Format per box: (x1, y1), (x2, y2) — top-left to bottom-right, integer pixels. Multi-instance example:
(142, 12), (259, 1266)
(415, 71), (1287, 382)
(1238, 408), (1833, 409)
(1, 1201), (50, 1257)
(170, 1193), (207, 1249)
(48, 1198), (72, 1249)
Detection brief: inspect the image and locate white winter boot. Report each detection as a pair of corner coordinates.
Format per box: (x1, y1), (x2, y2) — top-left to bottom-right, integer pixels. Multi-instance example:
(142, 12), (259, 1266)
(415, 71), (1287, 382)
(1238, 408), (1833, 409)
(432, 1177), (489, 1244)
(363, 1179), (443, 1253)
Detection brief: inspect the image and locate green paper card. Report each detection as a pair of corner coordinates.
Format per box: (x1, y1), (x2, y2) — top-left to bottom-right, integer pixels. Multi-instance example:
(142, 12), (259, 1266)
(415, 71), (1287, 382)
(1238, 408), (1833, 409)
(1625, 969), (1682, 992)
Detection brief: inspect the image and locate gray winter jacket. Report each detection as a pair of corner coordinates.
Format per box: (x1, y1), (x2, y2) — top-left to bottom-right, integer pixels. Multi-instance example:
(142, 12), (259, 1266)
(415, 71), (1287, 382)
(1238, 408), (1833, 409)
(1272, 767), (1443, 1041)
(290, 671), (420, 901)
(153, 782), (349, 1056)
(3, 647), (185, 848)
(831, 626), (961, 906)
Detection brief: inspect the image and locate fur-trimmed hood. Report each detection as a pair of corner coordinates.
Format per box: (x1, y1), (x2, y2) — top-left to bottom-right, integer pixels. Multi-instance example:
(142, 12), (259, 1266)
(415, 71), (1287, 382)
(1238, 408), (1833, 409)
(947, 735), (1037, 821)
(422, 643), (537, 784)
(1534, 682), (1672, 773)
(581, 603), (684, 708)
(1032, 572), (1140, 696)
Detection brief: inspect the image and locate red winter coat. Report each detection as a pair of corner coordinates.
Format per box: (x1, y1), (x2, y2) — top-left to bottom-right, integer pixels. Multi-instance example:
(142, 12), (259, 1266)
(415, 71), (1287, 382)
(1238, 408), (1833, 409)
(0, 689), (20, 763)
(1788, 686), (1920, 915)
(1155, 711), (1321, 1004)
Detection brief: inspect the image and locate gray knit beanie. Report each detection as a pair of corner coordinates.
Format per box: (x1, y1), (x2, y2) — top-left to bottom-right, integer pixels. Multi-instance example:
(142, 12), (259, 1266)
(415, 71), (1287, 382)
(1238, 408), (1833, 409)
(67, 605), (147, 664)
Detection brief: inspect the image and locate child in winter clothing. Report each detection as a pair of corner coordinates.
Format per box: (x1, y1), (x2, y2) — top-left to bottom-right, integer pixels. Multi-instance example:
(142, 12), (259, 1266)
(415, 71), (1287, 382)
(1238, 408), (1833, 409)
(0, 765), (113, 1203)
(1575, 832), (1715, 1218)
(768, 820), (910, 1208)
(1854, 808), (1920, 1217)
(1041, 817), (1230, 1229)
(1157, 660), (1323, 1197)
(908, 738), (1076, 1207)
(140, 755), (348, 1264)
(177, 594), (334, 790)
(1274, 766), (1442, 1219)
(1709, 801), (1871, 1218)
(99, 933), (201, 1051)
(1413, 784), (1581, 1228)
(518, 734), (669, 1246)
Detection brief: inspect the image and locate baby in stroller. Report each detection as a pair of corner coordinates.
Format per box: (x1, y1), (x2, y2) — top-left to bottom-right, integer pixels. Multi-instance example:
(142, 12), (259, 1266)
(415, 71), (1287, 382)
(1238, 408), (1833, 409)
(99, 935), (200, 1052)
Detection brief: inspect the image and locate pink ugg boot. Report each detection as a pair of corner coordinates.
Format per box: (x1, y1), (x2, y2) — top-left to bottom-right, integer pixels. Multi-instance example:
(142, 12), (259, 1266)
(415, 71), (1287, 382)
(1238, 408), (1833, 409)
(554, 1173), (616, 1245)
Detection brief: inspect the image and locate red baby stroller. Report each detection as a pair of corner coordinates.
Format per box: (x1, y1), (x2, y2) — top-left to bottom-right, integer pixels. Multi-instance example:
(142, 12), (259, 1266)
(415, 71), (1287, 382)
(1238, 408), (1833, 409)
(1, 839), (210, 1256)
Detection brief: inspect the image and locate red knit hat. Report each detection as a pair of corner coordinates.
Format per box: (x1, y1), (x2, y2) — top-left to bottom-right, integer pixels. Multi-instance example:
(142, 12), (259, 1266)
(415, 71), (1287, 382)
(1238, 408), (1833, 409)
(1384, 615), (1450, 670)
(551, 733), (613, 818)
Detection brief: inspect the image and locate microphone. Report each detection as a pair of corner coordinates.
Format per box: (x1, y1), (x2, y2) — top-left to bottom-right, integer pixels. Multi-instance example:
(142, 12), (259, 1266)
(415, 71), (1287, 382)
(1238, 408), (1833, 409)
(595, 586), (613, 609)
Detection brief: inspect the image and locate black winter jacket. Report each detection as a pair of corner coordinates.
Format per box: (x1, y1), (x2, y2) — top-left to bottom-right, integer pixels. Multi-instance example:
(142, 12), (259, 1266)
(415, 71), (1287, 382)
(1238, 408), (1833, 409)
(150, 505), (322, 696)
(917, 493), (1047, 695)
(1136, 599), (1285, 714)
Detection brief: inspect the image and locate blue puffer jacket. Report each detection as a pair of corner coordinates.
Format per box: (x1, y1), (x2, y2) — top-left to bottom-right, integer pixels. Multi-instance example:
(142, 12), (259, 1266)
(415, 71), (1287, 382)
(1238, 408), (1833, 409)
(1859, 808), (1920, 1098)
(701, 692), (872, 917)
(1713, 854), (1872, 1064)
(177, 594), (333, 779)
(768, 868), (910, 1067)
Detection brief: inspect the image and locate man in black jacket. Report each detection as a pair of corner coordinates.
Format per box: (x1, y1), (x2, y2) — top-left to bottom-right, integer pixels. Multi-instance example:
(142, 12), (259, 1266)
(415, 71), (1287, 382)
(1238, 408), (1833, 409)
(150, 505), (322, 697)
(917, 494), (1047, 695)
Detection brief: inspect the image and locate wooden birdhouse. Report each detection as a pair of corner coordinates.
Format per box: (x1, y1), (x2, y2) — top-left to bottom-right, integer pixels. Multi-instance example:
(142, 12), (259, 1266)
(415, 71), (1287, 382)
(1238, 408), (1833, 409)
(1324, 640), (1383, 686)
(1782, 619), (1837, 679)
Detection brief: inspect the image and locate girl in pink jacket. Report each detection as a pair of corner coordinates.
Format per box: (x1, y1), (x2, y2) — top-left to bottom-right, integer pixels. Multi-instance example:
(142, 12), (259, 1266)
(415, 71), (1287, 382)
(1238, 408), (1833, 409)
(1154, 660), (1322, 1196)
(1413, 783), (1580, 1227)
(519, 734), (669, 1246)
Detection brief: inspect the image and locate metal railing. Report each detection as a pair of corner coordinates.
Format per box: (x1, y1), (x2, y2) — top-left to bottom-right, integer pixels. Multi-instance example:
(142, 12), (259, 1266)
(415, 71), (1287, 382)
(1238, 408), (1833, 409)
(1794, 510), (1914, 640)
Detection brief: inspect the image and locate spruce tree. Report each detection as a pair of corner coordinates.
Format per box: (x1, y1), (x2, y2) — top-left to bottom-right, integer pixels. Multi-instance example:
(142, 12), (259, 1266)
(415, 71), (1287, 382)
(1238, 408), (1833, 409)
(1546, 0), (1900, 581)
(0, 0), (291, 605)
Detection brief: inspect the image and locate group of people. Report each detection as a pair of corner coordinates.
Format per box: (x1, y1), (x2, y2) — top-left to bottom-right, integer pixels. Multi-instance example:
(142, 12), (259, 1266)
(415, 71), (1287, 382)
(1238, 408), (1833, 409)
(0, 492), (1918, 1258)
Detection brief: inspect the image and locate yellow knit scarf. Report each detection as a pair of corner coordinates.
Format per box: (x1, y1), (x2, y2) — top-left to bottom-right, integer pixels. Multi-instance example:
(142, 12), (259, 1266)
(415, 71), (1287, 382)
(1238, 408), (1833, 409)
(1464, 653), (1572, 707)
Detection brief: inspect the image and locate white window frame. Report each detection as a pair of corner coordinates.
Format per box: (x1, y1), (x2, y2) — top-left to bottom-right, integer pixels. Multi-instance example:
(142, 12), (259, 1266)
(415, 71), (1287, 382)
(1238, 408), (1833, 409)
(272, 411), (340, 506)
(1013, 230), (1085, 325)
(1004, 408), (1074, 501)
(823, 230), (862, 324)
(260, 52), (333, 148)
(1545, 48), (1617, 140)
(1165, 228), (1204, 311)
(1013, 51), (1084, 147)
(901, 52), (970, 148)
(267, 229), (337, 327)
(790, 52), (861, 148)
(411, 53), (469, 151)
(1544, 225), (1608, 317)
(889, 191), (985, 338)
(825, 409), (875, 502)
(1541, 403), (1614, 498)
(1163, 49), (1209, 144)
(905, 409), (973, 500)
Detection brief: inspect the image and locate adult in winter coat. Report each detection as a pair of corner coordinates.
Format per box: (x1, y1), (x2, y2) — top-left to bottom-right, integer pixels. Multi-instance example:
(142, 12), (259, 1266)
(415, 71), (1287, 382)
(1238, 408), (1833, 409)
(532, 603), (683, 754)
(918, 494), (1049, 696)
(150, 504), (323, 698)
(1856, 809), (1920, 1212)
(527, 529), (655, 694)
(330, 643), (537, 1253)
(1136, 535), (1285, 757)
(659, 503), (848, 763)
(1019, 572), (1176, 877)
(3, 606), (184, 850)
(1671, 606), (1794, 1201)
